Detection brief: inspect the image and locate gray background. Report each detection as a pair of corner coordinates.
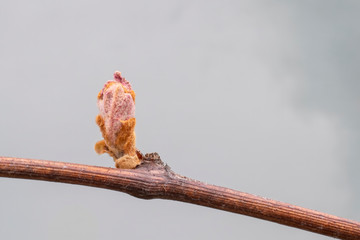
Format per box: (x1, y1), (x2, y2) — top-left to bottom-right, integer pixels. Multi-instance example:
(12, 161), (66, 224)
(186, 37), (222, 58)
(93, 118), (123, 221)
(0, 0), (359, 239)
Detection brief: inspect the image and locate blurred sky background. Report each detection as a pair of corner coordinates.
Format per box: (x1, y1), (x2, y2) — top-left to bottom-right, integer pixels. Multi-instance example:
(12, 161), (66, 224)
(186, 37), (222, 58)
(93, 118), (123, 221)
(0, 1), (359, 239)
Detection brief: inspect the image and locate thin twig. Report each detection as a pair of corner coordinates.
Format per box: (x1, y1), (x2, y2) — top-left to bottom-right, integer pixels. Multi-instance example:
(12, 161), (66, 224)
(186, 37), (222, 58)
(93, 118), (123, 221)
(0, 154), (359, 239)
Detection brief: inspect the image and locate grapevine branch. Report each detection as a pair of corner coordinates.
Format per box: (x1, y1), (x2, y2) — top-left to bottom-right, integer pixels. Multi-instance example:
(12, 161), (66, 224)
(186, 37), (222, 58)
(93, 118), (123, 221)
(0, 154), (359, 240)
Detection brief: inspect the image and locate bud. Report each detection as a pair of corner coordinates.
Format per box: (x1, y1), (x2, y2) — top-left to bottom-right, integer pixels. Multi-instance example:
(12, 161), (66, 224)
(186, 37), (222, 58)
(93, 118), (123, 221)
(95, 71), (141, 169)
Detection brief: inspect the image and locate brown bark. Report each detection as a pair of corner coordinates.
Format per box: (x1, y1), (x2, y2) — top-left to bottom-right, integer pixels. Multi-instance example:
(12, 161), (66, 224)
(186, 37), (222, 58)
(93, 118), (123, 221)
(0, 154), (359, 239)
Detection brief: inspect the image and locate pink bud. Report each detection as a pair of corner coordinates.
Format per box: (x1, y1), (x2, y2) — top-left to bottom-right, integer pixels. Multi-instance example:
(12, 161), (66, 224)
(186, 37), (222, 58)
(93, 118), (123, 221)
(95, 72), (140, 169)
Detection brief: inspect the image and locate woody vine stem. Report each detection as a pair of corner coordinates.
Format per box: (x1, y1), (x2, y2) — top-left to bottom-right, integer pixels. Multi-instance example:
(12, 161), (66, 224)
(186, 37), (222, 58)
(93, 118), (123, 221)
(0, 154), (359, 240)
(2, 72), (360, 239)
